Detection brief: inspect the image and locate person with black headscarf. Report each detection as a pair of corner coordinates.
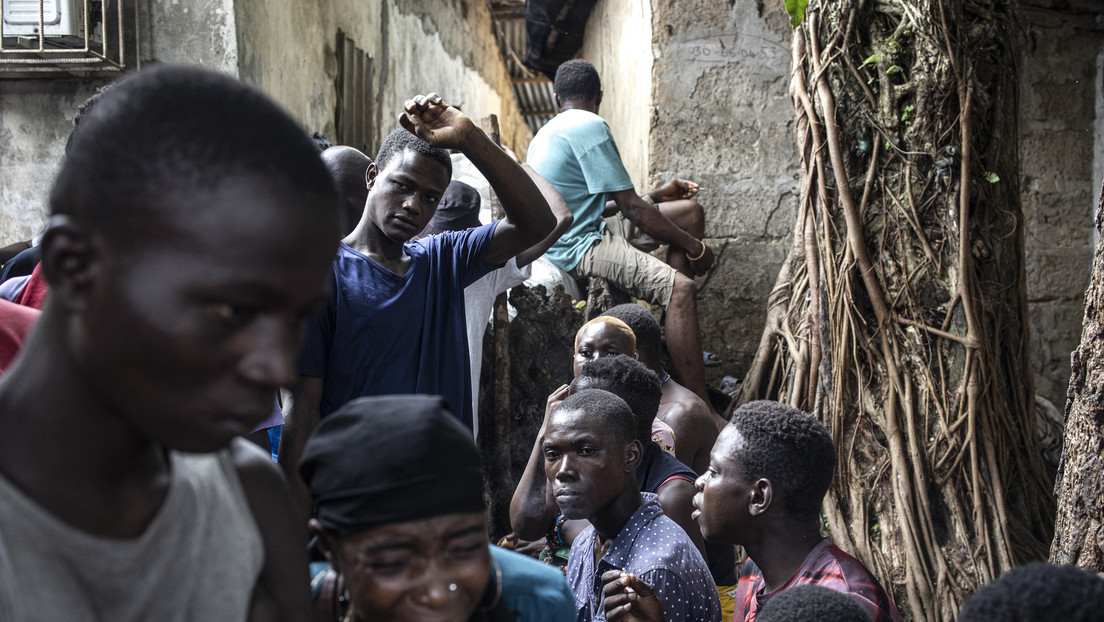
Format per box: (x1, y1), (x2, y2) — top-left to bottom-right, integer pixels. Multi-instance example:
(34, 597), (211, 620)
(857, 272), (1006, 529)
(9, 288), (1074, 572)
(300, 394), (575, 622)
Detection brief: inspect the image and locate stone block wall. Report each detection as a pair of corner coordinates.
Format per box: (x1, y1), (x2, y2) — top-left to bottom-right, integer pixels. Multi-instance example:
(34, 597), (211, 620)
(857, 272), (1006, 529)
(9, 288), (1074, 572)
(1020, 0), (1103, 409)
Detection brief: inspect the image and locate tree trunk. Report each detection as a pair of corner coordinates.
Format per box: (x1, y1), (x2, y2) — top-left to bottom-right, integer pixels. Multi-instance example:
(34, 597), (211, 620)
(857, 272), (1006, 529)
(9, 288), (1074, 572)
(730, 0), (1055, 618)
(1050, 180), (1104, 570)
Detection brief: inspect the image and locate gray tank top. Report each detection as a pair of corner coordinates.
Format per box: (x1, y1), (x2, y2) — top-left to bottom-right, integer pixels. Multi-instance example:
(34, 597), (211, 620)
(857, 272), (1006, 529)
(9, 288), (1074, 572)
(0, 449), (263, 621)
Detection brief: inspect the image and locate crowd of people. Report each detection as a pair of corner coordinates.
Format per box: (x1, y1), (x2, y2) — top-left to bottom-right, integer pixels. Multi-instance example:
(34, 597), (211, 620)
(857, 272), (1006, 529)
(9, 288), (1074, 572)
(0, 61), (1100, 622)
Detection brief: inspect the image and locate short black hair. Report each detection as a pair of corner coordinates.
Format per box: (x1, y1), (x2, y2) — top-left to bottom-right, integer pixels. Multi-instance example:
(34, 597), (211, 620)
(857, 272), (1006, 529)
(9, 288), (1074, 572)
(602, 304), (662, 361)
(374, 128), (452, 180)
(756, 585), (870, 622)
(65, 81), (116, 155)
(51, 65), (338, 244)
(572, 355), (660, 443)
(554, 59), (601, 103)
(555, 388), (636, 447)
(727, 400), (834, 517)
(958, 563), (1104, 621)
(321, 145), (373, 233)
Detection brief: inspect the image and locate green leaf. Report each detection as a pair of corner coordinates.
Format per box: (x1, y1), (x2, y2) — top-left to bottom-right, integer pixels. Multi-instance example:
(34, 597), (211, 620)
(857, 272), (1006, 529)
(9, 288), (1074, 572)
(862, 54), (885, 66)
(983, 171), (1000, 183)
(887, 65), (903, 75)
(785, 0), (810, 27)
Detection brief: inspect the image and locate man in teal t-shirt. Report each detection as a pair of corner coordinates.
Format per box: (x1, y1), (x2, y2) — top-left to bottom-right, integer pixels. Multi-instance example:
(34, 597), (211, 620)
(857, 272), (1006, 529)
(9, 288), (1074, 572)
(527, 59), (718, 409)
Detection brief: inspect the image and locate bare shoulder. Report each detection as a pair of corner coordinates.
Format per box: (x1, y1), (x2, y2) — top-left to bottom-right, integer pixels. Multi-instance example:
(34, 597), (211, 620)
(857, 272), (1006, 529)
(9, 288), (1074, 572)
(660, 381), (715, 428)
(229, 437), (287, 498)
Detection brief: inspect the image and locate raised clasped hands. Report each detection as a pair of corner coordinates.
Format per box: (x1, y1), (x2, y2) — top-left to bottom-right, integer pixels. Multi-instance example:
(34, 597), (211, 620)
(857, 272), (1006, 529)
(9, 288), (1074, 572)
(398, 93), (475, 150)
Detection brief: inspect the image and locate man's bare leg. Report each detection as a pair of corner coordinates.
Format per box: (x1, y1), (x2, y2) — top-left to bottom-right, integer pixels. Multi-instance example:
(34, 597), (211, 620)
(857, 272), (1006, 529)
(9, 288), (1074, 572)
(666, 272), (717, 413)
(659, 199), (705, 278)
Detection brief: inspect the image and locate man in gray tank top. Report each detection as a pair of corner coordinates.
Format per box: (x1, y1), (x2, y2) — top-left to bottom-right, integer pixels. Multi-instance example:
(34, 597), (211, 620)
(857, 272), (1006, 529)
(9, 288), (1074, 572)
(0, 65), (342, 621)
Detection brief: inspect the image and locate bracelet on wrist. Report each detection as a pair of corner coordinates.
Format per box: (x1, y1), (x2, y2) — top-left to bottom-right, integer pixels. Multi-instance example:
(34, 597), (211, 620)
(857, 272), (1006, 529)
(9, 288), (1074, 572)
(688, 240), (708, 261)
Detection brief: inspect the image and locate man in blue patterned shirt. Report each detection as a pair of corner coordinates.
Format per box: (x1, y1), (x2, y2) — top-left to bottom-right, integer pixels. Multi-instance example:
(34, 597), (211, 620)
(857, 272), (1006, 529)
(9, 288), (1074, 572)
(541, 389), (720, 622)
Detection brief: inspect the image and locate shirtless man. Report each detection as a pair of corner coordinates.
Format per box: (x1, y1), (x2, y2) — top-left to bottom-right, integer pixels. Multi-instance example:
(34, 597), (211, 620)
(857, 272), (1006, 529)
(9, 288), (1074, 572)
(602, 303), (726, 475)
(0, 65), (336, 621)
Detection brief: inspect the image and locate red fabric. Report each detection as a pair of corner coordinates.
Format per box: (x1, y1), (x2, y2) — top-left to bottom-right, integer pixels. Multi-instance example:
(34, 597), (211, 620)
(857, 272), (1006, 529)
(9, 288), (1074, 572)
(14, 263), (49, 310)
(734, 538), (903, 622)
(0, 298), (40, 372)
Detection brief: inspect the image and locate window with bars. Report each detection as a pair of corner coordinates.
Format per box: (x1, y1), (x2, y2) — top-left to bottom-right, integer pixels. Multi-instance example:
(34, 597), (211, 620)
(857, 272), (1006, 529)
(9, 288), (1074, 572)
(334, 29), (374, 156)
(0, 0), (135, 75)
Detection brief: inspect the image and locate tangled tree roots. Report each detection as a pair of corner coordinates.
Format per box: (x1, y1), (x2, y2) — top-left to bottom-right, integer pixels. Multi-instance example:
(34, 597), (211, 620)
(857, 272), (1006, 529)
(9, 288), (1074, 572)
(730, 0), (1055, 618)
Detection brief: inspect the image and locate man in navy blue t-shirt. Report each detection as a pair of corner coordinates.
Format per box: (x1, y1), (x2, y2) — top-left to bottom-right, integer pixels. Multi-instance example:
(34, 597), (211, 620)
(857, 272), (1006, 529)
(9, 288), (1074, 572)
(279, 93), (554, 520)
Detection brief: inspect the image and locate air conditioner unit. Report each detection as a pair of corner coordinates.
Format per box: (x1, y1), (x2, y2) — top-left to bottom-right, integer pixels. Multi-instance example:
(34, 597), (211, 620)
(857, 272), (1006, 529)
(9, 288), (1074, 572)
(2, 0), (85, 38)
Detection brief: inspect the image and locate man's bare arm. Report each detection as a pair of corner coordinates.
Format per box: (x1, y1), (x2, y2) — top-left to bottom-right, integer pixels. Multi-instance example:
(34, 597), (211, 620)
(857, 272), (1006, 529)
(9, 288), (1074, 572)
(515, 163), (573, 267)
(662, 401), (720, 476)
(509, 384), (568, 540)
(232, 439), (312, 622)
(277, 376), (324, 526)
(608, 188), (714, 274)
(398, 94), (553, 264)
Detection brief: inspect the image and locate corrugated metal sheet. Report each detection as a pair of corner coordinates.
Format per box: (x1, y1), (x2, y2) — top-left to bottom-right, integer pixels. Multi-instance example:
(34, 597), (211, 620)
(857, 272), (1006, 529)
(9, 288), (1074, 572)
(490, 0), (556, 135)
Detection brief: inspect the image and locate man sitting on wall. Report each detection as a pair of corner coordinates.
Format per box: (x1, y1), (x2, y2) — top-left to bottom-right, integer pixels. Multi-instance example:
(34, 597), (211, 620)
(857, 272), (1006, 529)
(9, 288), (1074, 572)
(526, 58), (718, 408)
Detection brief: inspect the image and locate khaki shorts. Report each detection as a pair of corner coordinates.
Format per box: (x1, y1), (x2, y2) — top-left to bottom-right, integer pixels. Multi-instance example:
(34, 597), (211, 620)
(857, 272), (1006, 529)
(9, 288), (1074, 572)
(604, 213), (660, 252)
(572, 226), (676, 306)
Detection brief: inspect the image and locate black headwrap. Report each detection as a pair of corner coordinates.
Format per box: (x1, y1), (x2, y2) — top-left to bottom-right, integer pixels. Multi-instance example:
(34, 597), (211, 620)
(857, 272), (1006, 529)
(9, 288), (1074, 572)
(420, 180), (482, 236)
(299, 395), (485, 538)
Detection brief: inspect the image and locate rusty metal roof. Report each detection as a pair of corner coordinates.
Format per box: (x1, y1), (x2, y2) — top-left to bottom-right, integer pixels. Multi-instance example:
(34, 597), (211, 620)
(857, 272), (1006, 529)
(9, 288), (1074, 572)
(490, 1), (556, 135)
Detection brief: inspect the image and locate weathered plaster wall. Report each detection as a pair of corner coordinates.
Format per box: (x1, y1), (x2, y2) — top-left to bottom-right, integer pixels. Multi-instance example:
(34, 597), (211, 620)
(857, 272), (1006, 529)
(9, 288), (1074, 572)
(234, 0), (528, 158)
(0, 81), (105, 244)
(0, 0), (241, 247)
(647, 1), (798, 382)
(142, 0), (239, 73)
(578, 0), (652, 190)
(1020, 1), (1104, 408)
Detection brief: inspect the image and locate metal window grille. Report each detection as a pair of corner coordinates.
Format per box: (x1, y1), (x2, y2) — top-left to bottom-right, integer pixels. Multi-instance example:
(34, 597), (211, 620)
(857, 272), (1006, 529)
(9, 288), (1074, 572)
(334, 30), (373, 155)
(1, 0), (136, 74)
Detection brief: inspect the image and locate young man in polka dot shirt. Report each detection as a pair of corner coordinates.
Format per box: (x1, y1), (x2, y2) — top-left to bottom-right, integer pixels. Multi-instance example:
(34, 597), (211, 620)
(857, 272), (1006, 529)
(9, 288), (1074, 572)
(541, 389), (721, 622)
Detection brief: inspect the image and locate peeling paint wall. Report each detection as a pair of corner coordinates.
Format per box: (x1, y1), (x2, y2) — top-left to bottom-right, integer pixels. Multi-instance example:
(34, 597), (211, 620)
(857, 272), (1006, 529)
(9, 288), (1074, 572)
(0, 80), (106, 245)
(0, 0), (241, 247)
(233, 0), (528, 158)
(143, 0), (239, 73)
(578, 0), (652, 190)
(1, 0), (523, 247)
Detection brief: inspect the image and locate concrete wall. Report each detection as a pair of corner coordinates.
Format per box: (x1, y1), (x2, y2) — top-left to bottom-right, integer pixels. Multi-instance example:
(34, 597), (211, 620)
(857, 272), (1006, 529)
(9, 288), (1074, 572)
(578, 0), (652, 190)
(234, 0), (528, 158)
(578, 0), (1103, 404)
(581, 0), (799, 380)
(0, 0), (240, 247)
(0, 0), (524, 248)
(1019, 0), (1104, 409)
